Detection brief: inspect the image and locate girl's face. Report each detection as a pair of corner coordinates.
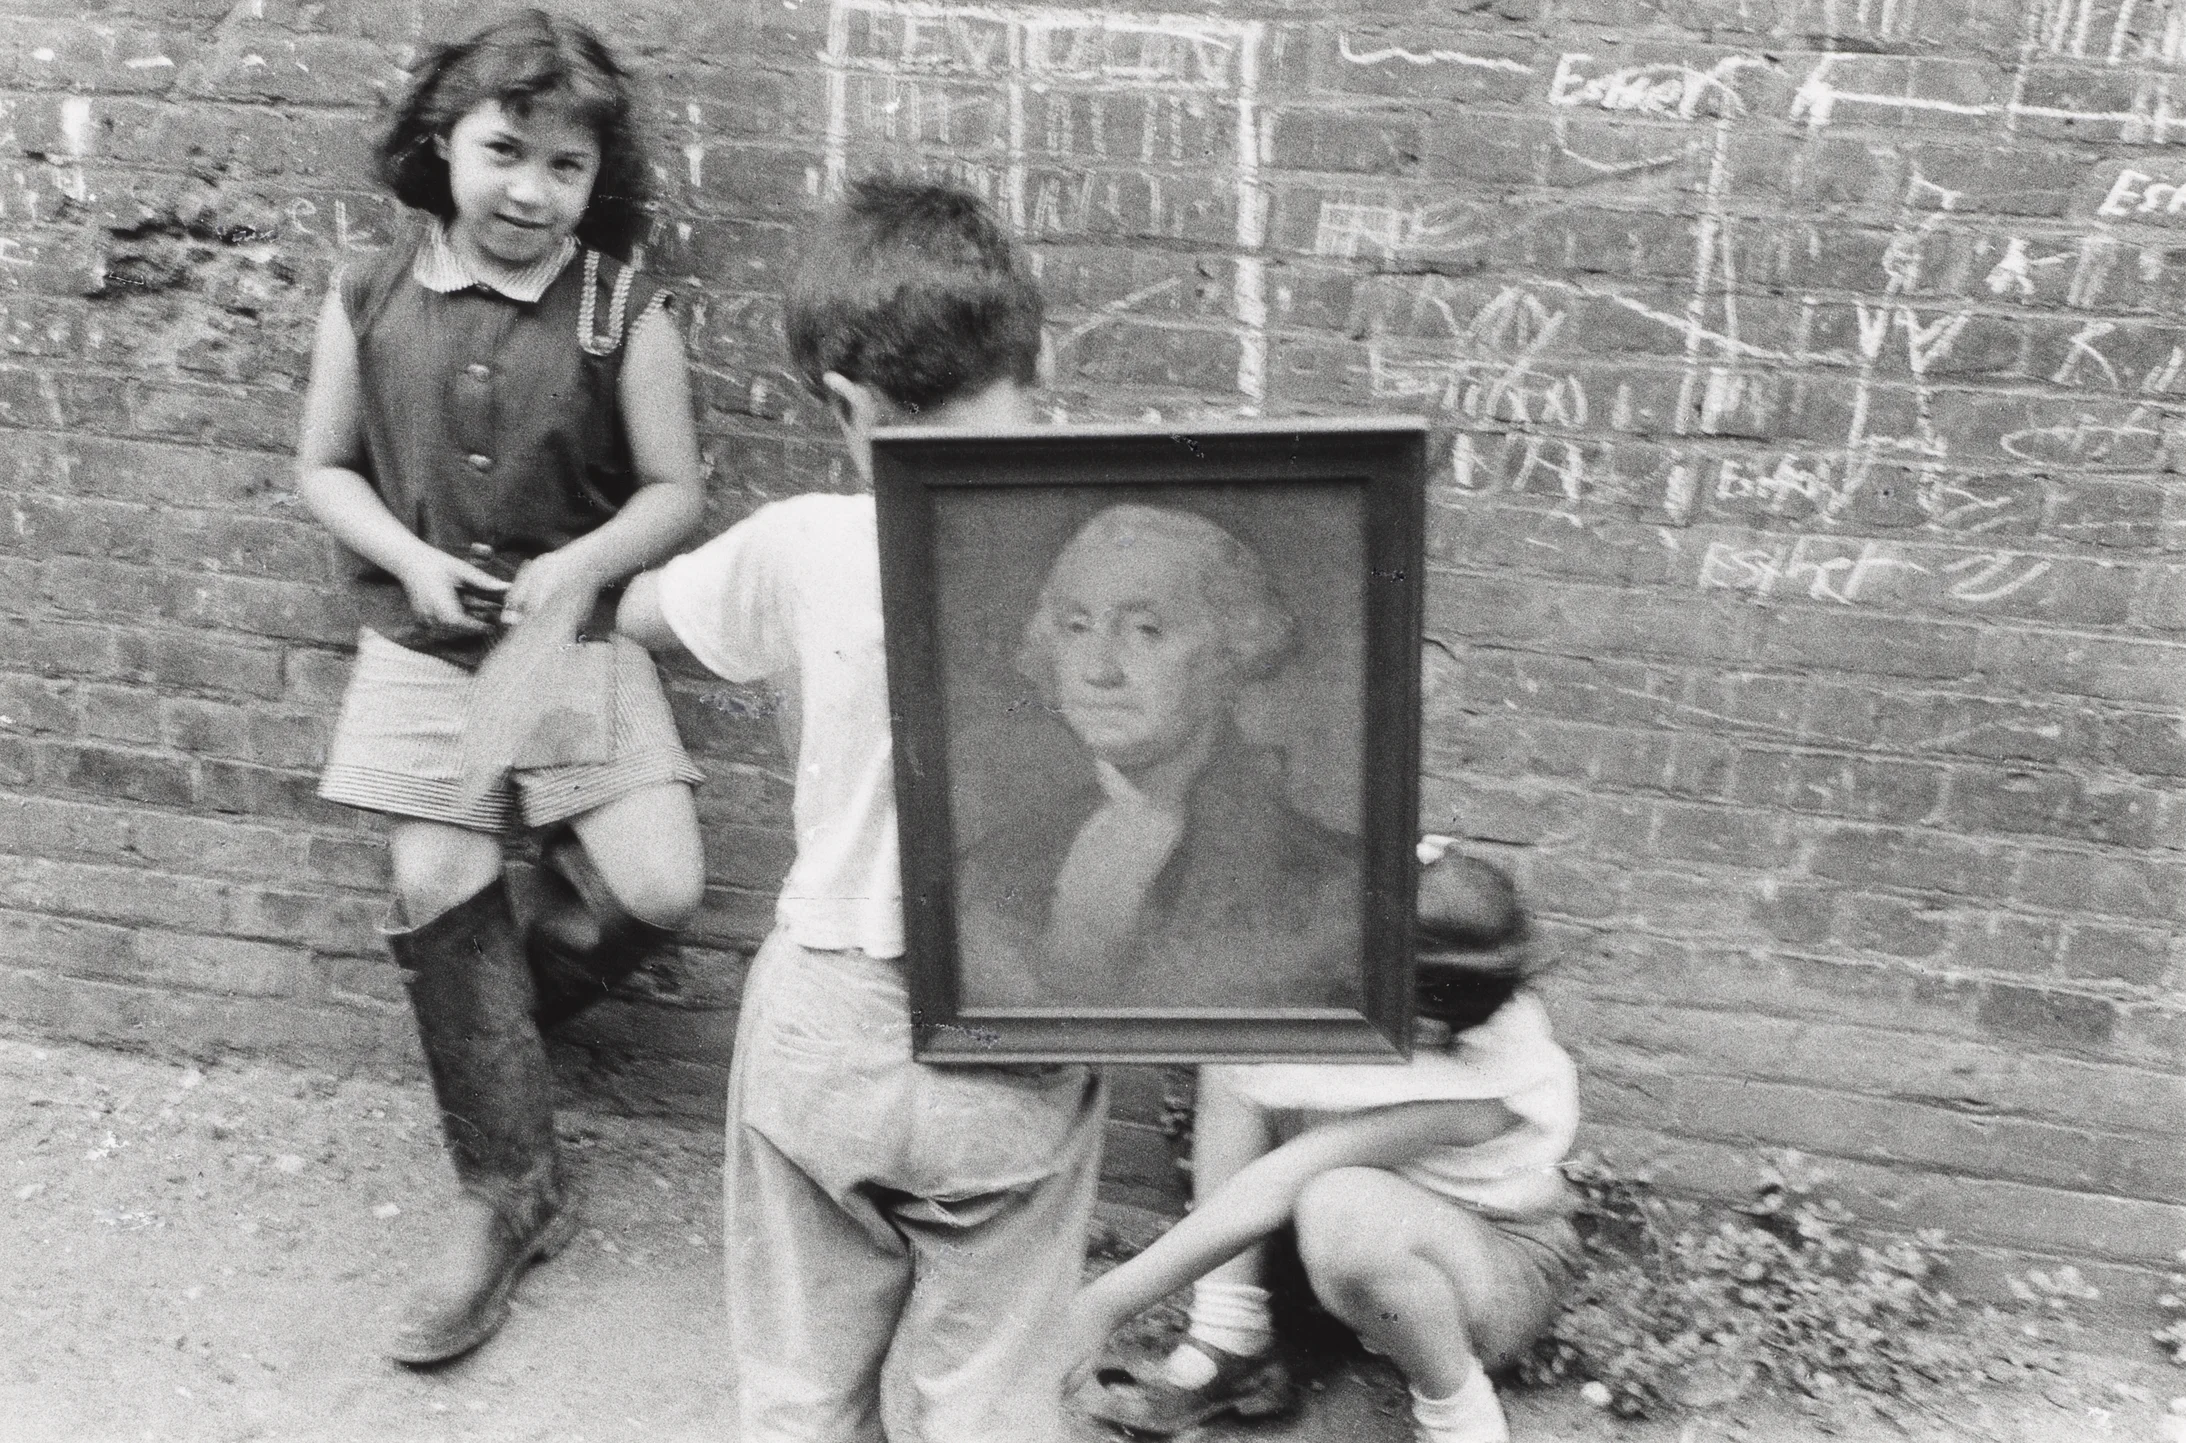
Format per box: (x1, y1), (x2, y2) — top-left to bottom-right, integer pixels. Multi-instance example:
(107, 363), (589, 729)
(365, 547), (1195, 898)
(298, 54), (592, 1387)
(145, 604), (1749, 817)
(436, 98), (600, 268)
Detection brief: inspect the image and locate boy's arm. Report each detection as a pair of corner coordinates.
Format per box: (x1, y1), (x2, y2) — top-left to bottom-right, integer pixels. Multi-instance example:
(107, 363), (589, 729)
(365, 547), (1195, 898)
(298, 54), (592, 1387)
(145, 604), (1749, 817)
(500, 306), (706, 634)
(1060, 1097), (1518, 1388)
(295, 288), (507, 633)
(615, 569), (680, 653)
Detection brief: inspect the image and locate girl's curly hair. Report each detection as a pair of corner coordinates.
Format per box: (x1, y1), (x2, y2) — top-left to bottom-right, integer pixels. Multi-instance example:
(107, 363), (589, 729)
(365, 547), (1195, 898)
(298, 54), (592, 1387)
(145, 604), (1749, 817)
(376, 9), (653, 258)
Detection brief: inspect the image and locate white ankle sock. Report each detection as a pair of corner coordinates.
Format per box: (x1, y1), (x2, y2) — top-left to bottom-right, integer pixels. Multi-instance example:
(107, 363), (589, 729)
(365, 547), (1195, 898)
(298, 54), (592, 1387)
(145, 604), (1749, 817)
(1162, 1279), (1273, 1386)
(1411, 1366), (1507, 1443)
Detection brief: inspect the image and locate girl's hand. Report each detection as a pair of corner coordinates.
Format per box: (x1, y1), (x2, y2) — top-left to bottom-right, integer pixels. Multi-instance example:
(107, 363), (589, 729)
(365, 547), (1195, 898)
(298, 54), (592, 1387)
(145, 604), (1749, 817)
(1056, 1292), (1123, 1399)
(397, 549), (511, 635)
(502, 549), (609, 639)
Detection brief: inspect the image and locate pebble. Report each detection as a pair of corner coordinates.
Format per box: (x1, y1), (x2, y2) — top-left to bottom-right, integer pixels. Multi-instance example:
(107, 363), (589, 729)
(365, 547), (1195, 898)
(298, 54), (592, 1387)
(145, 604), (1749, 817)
(372, 1202), (401, 1219)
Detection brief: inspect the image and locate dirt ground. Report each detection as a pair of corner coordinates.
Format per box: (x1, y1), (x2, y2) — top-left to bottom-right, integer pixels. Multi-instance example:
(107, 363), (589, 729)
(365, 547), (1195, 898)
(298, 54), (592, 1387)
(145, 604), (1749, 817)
(1, 1034), (2176, 1443)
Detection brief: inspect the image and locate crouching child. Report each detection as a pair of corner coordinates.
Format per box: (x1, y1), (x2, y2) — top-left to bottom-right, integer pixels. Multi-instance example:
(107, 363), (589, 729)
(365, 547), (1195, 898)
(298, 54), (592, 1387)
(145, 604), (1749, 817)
(1061, 840), (1580, 1443)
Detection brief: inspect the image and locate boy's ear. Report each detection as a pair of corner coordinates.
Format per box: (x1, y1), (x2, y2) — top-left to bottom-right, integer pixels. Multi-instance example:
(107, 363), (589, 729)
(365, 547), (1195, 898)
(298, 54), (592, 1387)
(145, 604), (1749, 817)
(432, 132), (450, 162)
(820, 372), (883, 435)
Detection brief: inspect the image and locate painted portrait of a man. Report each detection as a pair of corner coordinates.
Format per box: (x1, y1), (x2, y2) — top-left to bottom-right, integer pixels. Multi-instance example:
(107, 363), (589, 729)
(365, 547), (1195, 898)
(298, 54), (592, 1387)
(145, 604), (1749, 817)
(945, 499), (1366, 1012)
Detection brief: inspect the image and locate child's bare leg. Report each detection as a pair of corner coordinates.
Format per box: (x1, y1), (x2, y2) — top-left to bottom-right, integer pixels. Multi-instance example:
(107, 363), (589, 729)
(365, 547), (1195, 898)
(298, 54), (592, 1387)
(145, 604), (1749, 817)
(1296, 1168), (1556, 1440)
(520, 782), (703, 1026)
(567, 782), (704, 927)
(389, 820), (504, 925)
(1167, 1068), (1280, 1379)
(1189, 1066), (1277, 1283)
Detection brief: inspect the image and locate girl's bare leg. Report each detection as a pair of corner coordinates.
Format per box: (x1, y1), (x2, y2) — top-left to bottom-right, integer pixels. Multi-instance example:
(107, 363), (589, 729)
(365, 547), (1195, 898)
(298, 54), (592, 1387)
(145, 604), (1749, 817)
(1294, 1167), (1558, 1391)
(1188, 1067), (1279, 1290)
(567, 781), (705, 927)
(389, 820), (505, 925)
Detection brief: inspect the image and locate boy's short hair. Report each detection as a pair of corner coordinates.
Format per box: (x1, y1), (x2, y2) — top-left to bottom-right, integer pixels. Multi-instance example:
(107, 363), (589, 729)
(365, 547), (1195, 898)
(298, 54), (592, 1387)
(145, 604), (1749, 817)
(377, 8), (653, 258)
(785, 176), (1043, 413)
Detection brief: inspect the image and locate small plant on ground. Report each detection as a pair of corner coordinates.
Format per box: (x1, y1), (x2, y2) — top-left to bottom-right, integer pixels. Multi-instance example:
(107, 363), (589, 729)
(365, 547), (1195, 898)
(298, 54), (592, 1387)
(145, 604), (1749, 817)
(1524, 1150), (2096, 1421)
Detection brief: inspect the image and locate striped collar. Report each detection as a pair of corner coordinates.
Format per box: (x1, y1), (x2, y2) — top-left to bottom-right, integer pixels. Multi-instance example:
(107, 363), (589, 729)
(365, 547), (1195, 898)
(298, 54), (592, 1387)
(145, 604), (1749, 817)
(411, 222), (577, 302)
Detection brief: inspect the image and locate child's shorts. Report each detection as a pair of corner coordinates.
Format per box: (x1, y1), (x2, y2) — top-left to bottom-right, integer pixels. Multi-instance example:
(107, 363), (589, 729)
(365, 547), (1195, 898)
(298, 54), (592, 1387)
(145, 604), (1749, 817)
(318, 627), (705, 833)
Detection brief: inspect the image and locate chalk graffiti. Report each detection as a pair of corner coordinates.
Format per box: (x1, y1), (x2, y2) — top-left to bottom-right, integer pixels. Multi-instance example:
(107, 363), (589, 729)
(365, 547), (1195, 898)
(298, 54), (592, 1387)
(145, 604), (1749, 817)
(1338, 34), (1532, 74)
(2000, 412), (2165, 463)
(1942, 552), (2052, 603)
(2028, 0), (2186, 63)
(1550, 53), (1768, 119)
(1369, 283), (1588, 429)
(1698, 534), (2058, 610)
(1700, 535), (1925, 605)
(2097, 166), (2186, 217)
(1310, 196), (1484, 263)
(822, 0), (1268, 403)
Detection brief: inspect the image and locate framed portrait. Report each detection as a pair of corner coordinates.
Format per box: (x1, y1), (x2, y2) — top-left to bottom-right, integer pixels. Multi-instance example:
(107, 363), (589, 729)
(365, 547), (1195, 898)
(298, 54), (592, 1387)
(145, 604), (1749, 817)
(873, 418), (1428, 1063)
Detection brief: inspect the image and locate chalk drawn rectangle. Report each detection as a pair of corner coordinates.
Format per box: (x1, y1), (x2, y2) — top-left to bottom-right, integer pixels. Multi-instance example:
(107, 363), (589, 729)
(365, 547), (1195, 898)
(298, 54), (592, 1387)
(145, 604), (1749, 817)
(873, 418), (1427, 1063)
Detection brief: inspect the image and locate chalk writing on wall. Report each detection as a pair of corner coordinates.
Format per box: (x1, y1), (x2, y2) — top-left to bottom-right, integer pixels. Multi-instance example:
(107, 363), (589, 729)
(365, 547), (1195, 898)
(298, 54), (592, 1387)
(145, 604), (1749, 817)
(822, 0), (1270, 404)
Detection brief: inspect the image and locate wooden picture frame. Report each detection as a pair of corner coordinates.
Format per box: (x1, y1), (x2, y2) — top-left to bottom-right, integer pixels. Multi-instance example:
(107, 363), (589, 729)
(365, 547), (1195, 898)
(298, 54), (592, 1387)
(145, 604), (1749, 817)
(873, 418), (1427, 1063)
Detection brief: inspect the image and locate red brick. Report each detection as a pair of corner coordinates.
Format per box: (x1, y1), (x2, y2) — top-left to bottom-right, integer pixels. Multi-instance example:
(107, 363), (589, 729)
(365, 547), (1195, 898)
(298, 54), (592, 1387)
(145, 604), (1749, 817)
(2056, 923), (2169, 988)
(131, 811), (301, 881)
(1977, 982), (2118, 1055)
(0, 673), (74, 735)
(162, 572), (353, 645)
(1833, 892), (1951, 959)
(32, 739), (193, 808)
(137, 631), (285, 700)
(1946, 765), (2158, 847)
(75, 682), (162, 744)
(1652, 799), (1793, 868)
(2017, 850), (2184, 920)
(1952, 911), (2063, 978)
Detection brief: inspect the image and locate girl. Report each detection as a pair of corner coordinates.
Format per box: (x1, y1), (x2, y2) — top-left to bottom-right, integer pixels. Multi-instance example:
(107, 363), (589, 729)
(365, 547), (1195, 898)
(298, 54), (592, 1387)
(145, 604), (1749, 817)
(295, 10), (707, 1364)
(1060, 840), (1581, 1443)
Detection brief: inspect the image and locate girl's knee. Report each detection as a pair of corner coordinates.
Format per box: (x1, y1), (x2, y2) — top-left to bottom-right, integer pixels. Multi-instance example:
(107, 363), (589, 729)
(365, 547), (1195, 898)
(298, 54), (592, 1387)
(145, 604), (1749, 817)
(389, 826), (502, 926)
(571, 787), (705, 927)
(1295, 1168), (1399, 1284)
(602, 862), (704, 929)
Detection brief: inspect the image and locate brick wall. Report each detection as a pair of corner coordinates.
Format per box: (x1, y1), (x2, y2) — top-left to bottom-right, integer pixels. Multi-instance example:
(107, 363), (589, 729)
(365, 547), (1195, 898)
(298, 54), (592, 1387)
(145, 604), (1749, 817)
(4, 0), (2183, 1322)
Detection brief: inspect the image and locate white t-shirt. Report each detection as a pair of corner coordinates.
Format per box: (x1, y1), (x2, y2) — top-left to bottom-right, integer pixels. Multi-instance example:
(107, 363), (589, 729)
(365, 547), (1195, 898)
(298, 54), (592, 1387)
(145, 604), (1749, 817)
(656, 493), (904, 958)
(1206, 992), (1579, 1220)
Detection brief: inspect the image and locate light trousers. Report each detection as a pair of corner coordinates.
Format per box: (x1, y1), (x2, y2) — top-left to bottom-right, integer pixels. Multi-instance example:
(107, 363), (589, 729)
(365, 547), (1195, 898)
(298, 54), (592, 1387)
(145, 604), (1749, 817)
(724, 931), (1108, 1442)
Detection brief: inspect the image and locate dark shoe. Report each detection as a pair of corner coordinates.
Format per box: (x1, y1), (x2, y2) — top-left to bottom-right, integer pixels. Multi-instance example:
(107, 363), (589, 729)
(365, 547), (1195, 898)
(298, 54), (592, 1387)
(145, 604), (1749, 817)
(523, 834), (677, 1029)
(386, 877), (565, 1364)
(388, 1163), (578, 1365)
(1077, 1339), (1296, 1435)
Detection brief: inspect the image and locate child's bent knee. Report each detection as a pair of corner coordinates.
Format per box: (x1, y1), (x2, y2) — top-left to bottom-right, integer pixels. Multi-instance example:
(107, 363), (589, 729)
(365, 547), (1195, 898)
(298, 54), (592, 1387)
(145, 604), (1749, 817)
(1294, 1169), (1397, 1278)
(1295, 1168), (1386, 1240)
(389, 826), (502, 926)
(606, 867), (703, 929)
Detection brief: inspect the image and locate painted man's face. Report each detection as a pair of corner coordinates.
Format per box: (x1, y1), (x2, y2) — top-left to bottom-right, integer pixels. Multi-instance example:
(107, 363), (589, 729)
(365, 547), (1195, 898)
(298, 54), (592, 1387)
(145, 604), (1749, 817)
(1044, 535), (1235, 771)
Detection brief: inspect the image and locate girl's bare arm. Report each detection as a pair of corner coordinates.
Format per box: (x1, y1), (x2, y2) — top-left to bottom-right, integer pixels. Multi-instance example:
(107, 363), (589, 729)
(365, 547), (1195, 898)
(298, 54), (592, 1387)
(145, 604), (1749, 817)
(295, 288), (507, 633)
(500, 305), (705, 632)
(1059, 1098), (1519, 1387)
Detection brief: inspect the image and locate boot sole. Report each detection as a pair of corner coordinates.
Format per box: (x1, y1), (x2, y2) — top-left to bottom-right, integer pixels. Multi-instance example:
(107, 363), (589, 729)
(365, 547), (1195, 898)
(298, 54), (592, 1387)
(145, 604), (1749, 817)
(388, 1206), (582, 1366)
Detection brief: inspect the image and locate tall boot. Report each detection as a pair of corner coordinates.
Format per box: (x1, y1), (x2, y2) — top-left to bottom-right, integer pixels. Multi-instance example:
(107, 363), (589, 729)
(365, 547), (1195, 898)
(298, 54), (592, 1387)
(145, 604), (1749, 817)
(387, 876), (577, 1365)
(524, 834), (679, 1029)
